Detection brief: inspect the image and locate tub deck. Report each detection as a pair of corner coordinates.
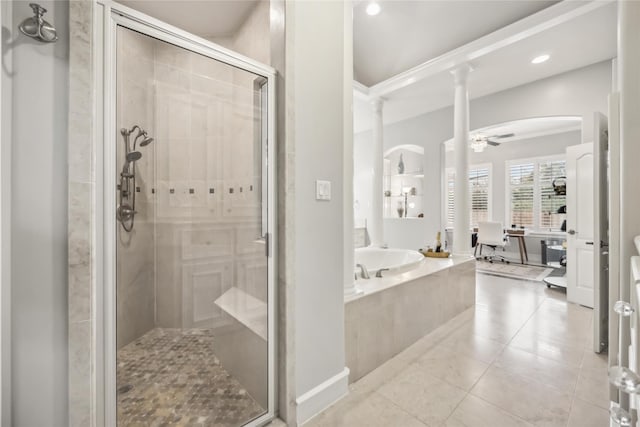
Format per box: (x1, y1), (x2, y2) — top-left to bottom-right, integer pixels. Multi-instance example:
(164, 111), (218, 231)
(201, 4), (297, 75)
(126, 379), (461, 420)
(345, 256), (476, 383)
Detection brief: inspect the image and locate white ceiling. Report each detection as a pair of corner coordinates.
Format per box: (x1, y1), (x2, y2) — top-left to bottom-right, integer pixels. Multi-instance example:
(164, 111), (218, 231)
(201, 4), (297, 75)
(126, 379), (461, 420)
(353, 0), (558, 86)
(354, 2), (617, 132)
(119, 0), (259, 38)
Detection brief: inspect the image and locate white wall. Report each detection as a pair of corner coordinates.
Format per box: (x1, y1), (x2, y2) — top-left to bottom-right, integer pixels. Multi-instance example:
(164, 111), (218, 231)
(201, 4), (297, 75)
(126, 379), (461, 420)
(354, 61), (611, 250)
(4, 1), (69, 425)
(287, 1), (348, 423)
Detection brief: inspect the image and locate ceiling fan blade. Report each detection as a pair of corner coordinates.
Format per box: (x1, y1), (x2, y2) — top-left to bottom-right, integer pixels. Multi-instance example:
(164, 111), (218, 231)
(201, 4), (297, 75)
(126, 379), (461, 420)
(487, 140), (501, 146)
(493, 133), (515, 139)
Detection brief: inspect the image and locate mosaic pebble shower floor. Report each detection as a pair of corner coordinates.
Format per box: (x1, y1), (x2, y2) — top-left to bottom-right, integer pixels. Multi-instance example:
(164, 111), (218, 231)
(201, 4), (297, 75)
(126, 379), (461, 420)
(117, 328), (264, 426)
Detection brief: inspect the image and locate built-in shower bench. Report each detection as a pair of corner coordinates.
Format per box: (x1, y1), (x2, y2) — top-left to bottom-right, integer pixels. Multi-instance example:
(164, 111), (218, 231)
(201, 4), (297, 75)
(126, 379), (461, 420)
(215, 287), (268, 341)
(213, 287), (268, 408)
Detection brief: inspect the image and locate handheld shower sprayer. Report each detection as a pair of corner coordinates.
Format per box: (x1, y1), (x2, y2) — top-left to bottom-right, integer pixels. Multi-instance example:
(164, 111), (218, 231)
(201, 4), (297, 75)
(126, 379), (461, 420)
(117, 125), (154, 232)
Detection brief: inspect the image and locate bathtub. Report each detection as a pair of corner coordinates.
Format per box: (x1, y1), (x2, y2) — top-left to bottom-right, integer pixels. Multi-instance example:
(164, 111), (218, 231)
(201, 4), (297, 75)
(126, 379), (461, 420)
(354, 247), (424, 276)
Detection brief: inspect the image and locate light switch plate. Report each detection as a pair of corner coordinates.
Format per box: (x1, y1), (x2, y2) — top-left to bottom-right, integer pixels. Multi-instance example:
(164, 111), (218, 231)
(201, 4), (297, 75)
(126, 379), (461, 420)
(316, 180), (331, 201)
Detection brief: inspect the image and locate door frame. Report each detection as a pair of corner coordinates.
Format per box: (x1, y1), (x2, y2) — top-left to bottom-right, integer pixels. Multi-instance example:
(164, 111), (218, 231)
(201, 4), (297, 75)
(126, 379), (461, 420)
(94, 2), (277, 426)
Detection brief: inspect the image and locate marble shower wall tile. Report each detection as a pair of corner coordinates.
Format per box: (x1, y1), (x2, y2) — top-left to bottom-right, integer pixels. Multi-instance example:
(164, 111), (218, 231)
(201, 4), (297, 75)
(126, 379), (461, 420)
(69, 181), (92, 323)
(68, 0), (93, 184)
(68, 1), (95, 425)
(69, 320), (91, 427)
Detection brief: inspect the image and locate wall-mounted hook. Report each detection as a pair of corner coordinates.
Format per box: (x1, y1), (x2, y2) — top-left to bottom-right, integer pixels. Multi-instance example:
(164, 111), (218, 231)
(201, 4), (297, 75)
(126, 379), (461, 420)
(19, 3), (58, 43)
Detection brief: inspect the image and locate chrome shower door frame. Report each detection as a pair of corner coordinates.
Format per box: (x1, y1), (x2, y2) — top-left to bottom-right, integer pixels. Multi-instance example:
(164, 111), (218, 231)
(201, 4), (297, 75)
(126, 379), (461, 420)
(94, 2), (277, 426)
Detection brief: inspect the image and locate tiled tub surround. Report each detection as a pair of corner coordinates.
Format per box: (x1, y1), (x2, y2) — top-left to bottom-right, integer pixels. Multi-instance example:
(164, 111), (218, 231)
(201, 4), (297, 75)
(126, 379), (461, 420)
(346, 257), (476, 382)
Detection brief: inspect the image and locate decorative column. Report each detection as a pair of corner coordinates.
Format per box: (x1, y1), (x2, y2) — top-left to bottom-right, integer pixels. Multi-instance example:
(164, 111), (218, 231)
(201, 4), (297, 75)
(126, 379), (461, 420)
(343, 1), (361, 296)
(370, 97), (384, 247)
(452, 65), (472, 256)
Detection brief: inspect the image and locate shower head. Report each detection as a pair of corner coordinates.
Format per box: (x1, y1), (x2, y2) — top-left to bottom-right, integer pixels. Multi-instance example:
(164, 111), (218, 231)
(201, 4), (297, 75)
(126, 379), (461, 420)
(126, 151), (142, 162)
(139, 137), (154, 147)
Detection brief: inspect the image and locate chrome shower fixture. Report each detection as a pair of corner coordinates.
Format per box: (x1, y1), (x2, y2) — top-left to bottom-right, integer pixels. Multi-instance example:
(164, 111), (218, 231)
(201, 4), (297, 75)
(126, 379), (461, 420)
(117, 125), (154, 232)
(19, 3), (58, 43)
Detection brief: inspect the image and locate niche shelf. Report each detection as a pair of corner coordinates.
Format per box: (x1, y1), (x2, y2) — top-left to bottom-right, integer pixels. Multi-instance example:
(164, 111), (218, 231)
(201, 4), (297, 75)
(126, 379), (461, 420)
(383, 145), (424, 219)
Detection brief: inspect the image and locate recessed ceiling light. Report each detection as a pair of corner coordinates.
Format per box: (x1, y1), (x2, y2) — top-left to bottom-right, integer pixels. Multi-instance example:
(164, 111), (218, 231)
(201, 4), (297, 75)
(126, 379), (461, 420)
(531, 54), (550, 64)
(366, 2), (381, 16)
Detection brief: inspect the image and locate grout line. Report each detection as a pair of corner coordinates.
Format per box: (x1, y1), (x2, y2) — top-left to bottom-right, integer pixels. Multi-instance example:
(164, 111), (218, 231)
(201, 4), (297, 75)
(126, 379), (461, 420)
(373, 391), (430, 426)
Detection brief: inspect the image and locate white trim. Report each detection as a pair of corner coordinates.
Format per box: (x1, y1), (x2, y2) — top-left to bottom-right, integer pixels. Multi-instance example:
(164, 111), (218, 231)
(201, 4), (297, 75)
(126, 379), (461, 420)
(353, 81), (369, 100)
(94, 3), (277, 426)
(0, 1), (11, 424)
(354, 0), (613, 99)
(295, 367), (350, 425)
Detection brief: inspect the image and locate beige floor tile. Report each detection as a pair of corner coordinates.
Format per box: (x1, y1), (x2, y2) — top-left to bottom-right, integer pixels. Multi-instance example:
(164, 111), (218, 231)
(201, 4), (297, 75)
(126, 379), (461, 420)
(445, 394), (534, 427)
(417, 346), (490, 391)
(575, 367), (609, 409)
(439, 327), (505, 364)
(470, 366), (572, 427)
(508, 325), (585, 368)
(493, 346), (580, 394)
(566, 397), (609, 427)
(580, 348), (608, 372)
(305, 390), (425, 427)
(378, 363), (467, 426)
(460, 312), (524, 344)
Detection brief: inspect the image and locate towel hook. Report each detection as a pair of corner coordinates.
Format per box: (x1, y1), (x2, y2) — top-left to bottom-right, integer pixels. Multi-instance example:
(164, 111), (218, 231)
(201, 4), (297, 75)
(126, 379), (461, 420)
(18, 3), (58, 43)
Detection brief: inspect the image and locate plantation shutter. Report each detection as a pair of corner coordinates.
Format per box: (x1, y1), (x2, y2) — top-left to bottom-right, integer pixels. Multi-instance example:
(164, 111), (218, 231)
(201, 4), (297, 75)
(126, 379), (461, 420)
(446, 167), (490, 228)
(469, 167), (490, 227)
(509, 162), (535, 228)
(446, 169), (455, 228)
(539, 160), (566, 230)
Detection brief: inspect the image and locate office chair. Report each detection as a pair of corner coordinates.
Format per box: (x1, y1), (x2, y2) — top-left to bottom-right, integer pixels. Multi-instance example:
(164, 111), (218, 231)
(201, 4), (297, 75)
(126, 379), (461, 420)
(474, 221), (510, 264)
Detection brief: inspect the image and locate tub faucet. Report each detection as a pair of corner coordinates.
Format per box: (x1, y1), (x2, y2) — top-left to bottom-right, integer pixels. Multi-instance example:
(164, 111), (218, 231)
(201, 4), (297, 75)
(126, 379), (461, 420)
(376, 268), (390, 278)
(356, 263), (370, 279)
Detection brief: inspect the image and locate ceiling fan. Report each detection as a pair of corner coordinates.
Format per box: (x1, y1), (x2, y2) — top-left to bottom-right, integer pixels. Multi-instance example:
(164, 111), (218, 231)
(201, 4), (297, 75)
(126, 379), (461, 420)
(470, 133), (515, 152)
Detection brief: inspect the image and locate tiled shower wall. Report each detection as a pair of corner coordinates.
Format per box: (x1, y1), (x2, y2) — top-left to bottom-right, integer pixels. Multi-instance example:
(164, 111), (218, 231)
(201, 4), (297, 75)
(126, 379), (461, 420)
(116, 27), (157, 349)
(116, 23), (272, 346)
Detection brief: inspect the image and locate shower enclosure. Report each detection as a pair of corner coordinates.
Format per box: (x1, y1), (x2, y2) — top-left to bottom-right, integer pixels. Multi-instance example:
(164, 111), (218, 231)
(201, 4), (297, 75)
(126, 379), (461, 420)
(97, 4), (276, 426)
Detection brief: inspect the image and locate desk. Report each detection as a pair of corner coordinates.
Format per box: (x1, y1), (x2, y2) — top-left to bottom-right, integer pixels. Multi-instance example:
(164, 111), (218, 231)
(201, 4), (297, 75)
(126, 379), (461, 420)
(506, 232), (528, 264)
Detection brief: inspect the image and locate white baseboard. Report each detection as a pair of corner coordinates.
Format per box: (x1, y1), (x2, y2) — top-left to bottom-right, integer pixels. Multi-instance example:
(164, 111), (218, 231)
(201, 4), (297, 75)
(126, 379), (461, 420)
(296, 367), (350, 425)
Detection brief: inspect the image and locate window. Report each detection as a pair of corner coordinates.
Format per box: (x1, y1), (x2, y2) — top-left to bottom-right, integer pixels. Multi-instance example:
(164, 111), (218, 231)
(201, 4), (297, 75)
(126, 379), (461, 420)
(445, 165), (491, 228)
(539, 160), (566, 230)
(508, 163), (535, 228)
(507, 157), (566, 231)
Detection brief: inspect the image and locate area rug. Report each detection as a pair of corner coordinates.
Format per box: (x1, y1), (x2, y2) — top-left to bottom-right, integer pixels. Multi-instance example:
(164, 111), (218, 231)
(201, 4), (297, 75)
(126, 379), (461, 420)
(476, 260), (554, 282)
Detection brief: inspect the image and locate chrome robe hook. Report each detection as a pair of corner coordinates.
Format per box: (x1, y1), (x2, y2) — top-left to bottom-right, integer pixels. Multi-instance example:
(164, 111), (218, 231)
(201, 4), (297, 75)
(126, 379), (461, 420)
(19, 3), (58, 43)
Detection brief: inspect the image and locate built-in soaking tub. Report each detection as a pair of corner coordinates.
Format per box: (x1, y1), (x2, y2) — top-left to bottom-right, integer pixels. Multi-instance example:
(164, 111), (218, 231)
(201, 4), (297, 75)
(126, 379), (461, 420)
(346, 249), (476, 383)
(354, 247), (424, 276)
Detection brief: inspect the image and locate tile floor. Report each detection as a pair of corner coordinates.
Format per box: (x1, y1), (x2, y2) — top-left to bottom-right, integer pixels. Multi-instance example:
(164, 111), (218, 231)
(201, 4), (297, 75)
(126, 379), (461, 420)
(117, 328), (264, 426)
(306, 273), (610, 427)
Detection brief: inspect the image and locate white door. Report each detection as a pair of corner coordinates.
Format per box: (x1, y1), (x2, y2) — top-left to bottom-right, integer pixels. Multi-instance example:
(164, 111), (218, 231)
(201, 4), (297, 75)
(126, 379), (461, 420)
(593, 112), (609, 353)
(566, 143), (594, 308)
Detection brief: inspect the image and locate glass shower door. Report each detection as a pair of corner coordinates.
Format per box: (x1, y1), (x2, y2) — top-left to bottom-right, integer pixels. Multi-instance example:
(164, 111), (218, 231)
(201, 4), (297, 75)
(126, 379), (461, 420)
(114, 25), (271, 427)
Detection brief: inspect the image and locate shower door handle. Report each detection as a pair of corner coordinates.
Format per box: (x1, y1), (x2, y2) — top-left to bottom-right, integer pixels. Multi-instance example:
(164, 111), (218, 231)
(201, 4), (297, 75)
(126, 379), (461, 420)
(264, 233), (271, 258)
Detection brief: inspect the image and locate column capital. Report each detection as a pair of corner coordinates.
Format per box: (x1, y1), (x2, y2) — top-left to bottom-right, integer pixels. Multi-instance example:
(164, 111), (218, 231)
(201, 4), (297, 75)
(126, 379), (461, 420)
(370, 97), (386, 111)
(450, 64), (473, 86)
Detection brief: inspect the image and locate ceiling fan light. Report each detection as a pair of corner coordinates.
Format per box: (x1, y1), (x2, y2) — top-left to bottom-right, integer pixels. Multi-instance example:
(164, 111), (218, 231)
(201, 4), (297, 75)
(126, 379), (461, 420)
(470, 138), (487, 152)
